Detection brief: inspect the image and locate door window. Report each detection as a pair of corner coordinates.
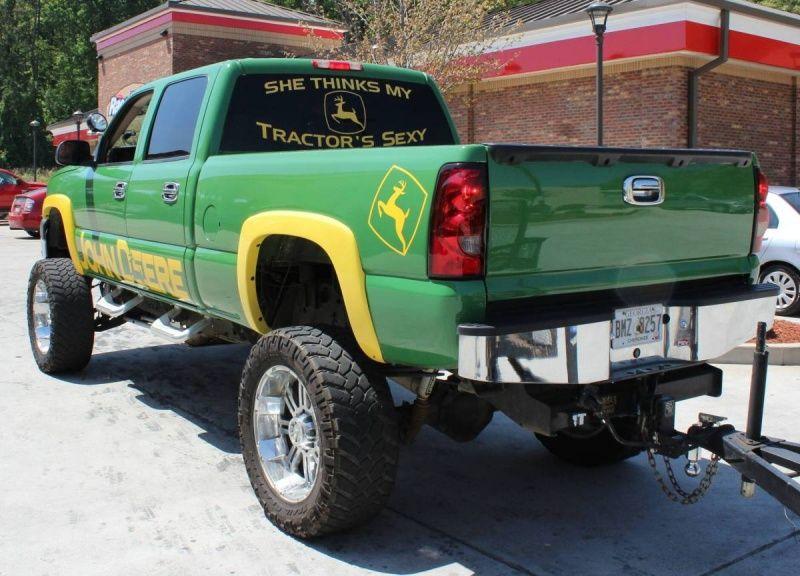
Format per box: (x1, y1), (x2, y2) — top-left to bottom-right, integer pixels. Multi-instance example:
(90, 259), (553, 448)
(780, 192), (800, 215)
(0, 172), (15, 185)
(99, 92), (153, 164)
(146, 76), (208, 160)
(768, 205), (779, 229)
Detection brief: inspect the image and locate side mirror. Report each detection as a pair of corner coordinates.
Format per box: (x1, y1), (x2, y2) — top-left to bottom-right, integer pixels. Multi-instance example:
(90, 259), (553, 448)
(86, 112), (108, 133)
(55, 140), (92, 166)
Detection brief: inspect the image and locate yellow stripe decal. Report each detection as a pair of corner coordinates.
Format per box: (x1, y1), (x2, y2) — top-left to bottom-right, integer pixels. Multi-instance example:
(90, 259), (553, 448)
(237, 211), (384, 363)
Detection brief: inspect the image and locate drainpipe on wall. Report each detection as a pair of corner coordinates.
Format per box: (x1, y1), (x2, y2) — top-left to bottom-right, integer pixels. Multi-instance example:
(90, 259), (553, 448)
(688, 9), (729, 148)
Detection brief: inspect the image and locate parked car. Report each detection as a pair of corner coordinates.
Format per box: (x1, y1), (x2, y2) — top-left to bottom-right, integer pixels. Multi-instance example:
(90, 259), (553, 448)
(29, 59), (779, 537)
(0, 169), (45, 218)
(8, 187), (46, 237)
(758, 186), (800, 315)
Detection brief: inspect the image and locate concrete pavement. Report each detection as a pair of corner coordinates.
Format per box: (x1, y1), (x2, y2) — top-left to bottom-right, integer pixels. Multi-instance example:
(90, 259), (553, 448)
(1, 225), (798, 576)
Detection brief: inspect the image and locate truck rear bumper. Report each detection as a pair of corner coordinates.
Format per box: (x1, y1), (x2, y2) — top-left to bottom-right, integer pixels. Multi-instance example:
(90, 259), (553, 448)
(457, 283), (778, 385)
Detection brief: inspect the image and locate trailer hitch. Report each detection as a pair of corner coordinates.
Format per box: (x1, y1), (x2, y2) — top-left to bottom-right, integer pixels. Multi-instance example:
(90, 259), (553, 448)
(681, 322), (800, 516)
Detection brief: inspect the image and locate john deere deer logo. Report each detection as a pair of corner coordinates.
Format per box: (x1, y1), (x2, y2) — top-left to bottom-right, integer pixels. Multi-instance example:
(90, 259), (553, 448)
(378, 180), (411, 253)
(368, 166), (428, 256)
(324, 91), (366, 135)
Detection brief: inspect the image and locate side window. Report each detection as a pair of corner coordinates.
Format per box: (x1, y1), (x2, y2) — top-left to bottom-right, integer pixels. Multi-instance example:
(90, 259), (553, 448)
(146, 76), (208, 159)
(0, 173), (14, 185)
(768, 205), (779, 229)
(99, 92), (153, 164)
(782, 192), (800, 215)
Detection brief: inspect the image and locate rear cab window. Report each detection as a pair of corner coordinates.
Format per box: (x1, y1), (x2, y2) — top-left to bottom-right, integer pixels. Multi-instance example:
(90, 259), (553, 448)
(219, 73), (455, 153)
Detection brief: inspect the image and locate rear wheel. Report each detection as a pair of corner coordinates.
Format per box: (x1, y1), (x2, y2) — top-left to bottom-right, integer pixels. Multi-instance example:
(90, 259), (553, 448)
(536, 418), (642, 466)
(239, 326), (399, 538)
(26, 229), (40, 238)
(26, 258), (94, 373)
(760, 264), (800, 316)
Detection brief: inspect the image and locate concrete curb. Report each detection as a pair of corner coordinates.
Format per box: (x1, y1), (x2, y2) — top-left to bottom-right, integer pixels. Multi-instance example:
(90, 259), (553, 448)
(714, 342), (800, 365)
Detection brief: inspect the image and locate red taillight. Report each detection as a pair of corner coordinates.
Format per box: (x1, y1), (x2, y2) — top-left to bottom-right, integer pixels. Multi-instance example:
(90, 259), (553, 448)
(311, 59), (363, 71)
(752, 169), (769, 253)
(428, 164), (487, 278)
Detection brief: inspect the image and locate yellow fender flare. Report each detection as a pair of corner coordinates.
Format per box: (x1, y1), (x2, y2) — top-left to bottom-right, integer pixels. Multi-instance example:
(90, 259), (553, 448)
(42, 194), (84, 275)
(237, 211), (384, 363)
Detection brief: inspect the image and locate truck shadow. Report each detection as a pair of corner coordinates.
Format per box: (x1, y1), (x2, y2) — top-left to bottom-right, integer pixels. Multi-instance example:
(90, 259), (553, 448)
(58, 340), (249, 453)
(55, 338), (800, 576)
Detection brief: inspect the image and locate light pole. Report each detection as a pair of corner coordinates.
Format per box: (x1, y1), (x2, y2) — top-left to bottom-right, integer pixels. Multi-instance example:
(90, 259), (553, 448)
(29, 120), (40, 181)
(72, 110), (84, 141)
(586, 1), (613, 146)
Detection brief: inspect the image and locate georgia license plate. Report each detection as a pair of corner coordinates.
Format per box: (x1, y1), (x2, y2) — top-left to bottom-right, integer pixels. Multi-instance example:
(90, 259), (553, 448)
(611, 304), (664, 349)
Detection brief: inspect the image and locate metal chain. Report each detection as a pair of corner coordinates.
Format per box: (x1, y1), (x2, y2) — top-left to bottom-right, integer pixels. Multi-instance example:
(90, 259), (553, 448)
(646, 449), (720, 505)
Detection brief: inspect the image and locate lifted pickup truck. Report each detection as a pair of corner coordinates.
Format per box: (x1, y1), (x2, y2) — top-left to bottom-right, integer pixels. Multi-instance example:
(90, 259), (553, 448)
(28, 58), (799, 538)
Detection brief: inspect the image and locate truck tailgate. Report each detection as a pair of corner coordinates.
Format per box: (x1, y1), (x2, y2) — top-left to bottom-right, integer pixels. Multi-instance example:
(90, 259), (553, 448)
(485, 145), (757, 301)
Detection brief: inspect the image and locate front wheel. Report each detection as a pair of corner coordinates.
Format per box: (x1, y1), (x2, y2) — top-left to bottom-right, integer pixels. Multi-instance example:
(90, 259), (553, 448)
(26, 258), (94, 373)
(238, 326), (399, 538)
(760, 264), (800, 316)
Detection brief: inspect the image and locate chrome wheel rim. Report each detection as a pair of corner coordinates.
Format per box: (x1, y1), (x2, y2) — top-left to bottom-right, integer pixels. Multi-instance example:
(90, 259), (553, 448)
(763, 270), (798, 311)
(253, 365), (320, 503)
(32, 279), (52, 354)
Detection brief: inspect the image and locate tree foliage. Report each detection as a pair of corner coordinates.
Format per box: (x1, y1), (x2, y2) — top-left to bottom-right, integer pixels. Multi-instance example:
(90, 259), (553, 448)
(304, 0), (519, 95)
(0, 0), (160, 167)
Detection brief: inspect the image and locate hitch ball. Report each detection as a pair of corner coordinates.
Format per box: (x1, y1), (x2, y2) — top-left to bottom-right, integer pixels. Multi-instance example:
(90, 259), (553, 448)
(685, 447), (701, 477)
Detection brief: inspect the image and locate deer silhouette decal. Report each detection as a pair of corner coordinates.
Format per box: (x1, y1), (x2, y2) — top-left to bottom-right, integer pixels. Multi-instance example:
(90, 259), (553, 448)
(330, 95), (365, 130)
(377, 180), (411, 253)
(369, 165), (429, 256)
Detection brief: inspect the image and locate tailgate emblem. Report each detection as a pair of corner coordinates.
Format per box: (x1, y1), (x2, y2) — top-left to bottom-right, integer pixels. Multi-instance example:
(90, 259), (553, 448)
(368, 165), (428, 256)
(623, 176), (665, 206)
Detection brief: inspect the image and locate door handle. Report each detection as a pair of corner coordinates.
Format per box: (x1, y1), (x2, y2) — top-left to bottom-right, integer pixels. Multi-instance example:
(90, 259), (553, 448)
(162, 182), (180, 205)
(623, 176), (665, 206)
(113, 181), (127, 200)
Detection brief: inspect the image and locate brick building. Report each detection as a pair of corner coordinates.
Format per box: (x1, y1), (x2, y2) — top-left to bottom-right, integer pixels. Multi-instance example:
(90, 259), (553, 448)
(48, 0), (343, 147)
(49, 0), (800, 185)
(449, 0), (800, 185)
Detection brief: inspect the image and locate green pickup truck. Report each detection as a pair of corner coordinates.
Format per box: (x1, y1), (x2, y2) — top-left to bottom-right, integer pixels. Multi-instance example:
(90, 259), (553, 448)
(28, 58), (778, 537)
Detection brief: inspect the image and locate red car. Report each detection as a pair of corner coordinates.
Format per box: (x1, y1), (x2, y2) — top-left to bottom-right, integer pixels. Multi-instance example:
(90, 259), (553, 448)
(0, 168), (45, 217)
(8, 187), (46, 237)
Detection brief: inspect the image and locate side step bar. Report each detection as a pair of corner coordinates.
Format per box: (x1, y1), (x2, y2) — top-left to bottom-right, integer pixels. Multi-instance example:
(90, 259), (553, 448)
(150, 307), (211, 343)
(96, 288), (143, 318)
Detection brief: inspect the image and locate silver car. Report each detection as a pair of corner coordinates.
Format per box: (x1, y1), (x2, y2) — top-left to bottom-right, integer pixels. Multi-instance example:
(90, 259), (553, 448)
(758, 186), (800, 315)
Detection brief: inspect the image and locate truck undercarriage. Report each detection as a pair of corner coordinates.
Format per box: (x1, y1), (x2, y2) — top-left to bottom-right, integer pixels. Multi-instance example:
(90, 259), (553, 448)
(395, 321), (800, 515)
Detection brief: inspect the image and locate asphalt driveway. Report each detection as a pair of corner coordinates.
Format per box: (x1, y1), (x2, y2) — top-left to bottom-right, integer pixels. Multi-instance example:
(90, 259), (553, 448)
(1, 225), (798, 576)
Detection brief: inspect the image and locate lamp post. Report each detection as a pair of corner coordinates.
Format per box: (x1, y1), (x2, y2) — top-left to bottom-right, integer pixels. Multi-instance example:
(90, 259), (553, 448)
(72, 110), (84, 141)
(586, 1), (613, 146)
(29, 120), (40, 181)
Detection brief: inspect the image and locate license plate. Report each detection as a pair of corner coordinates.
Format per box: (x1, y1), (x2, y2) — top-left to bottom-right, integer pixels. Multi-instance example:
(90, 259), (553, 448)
(611, 304), (664, 349)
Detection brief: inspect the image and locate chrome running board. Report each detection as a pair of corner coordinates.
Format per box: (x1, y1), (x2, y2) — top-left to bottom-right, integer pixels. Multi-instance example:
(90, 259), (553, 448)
(150, 307), (211, 343)
(95, 288), (143, 318)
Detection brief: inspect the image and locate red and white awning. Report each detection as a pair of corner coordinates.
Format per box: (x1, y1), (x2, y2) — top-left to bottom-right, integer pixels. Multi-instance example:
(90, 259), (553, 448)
(484, 1), (800, 78)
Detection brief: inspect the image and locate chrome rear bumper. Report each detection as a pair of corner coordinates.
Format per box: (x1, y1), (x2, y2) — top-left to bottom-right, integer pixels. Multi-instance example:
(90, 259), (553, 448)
(458, 284), (778, 385)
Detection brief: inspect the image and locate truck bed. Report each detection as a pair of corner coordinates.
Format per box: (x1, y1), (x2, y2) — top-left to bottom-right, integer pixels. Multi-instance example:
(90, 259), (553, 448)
(484, 144), (758, 302)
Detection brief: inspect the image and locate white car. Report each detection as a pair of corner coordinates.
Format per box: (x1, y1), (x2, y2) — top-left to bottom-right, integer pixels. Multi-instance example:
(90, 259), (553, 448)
(758, 186), (800, 315)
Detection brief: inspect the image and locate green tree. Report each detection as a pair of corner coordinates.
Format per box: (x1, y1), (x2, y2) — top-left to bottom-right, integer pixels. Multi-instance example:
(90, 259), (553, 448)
(0, 0), (160, 167)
